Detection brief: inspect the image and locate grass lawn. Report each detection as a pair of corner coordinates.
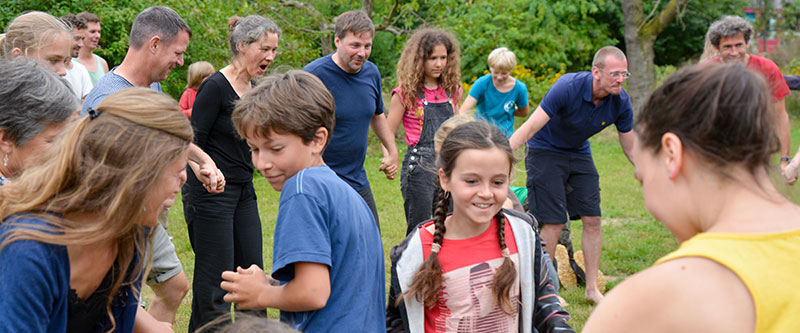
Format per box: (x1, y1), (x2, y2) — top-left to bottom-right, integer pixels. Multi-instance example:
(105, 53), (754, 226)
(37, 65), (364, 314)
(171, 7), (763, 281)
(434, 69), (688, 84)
(146, 111), (800, 332)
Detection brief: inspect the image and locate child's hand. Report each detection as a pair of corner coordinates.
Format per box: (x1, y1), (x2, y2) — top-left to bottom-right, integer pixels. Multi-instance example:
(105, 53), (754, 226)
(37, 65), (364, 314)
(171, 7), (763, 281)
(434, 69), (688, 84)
(379, 152), (399, 180)
(784, 160), (799, 185)
(220, 265), (270, 309)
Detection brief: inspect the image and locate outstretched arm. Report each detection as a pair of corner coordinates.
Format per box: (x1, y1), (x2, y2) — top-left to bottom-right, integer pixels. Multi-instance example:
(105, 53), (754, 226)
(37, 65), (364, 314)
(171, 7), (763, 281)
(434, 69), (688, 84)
(775, 99), (792, 172)
(457, 95), (477, 115)
(382, 93), (406, 158)
(509, 106), (551, 151)
(221, 263), (331, 312)
(133, 307), (172, 333)
(372, 113), (399, 180)
(618, 130), (635, 166)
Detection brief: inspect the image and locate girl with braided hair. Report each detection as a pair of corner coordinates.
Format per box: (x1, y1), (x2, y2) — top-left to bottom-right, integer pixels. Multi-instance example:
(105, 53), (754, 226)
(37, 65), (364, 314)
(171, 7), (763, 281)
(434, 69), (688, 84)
(386, 120), (573, 333)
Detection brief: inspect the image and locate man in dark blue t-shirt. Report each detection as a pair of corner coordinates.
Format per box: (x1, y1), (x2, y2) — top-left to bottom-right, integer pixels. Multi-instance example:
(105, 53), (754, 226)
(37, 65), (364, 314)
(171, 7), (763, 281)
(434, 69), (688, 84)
(509, 46), (635, 304)
(303, 10), (399, 228)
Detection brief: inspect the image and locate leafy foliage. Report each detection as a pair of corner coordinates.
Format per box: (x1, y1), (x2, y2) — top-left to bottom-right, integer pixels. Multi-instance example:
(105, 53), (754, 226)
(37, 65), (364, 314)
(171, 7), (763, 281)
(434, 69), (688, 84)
(0, 0), (763, 98)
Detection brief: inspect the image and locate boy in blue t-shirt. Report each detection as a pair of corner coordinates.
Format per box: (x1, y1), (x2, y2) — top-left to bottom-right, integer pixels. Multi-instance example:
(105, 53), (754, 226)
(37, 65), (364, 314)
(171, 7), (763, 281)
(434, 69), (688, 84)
(219, 70), (386, 332)
(458, 47), (530, 137)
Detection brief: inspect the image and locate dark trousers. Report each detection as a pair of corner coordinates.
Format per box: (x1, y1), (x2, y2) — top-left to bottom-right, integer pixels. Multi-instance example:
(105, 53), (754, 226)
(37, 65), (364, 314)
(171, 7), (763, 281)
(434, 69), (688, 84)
(400, 145), (438, 235)
(183, 178), (264, 331)
(357, 185), (380, 232)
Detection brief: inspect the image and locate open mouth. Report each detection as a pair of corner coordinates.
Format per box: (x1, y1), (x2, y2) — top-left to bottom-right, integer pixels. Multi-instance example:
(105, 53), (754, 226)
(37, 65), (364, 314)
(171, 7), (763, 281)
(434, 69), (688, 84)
(474, 203), (492, 209)
(259, 65), (268, 71)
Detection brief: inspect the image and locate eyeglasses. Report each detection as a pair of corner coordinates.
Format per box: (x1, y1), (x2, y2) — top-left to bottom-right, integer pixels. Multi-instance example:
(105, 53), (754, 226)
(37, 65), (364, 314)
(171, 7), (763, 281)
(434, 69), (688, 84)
(600, 69), (631, 79)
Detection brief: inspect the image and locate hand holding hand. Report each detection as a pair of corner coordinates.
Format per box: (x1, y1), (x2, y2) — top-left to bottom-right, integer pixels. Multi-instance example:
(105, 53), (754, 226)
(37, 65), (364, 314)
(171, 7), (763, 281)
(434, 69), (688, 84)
(783, 160), (798, 185)
(379, 152), (399, 180)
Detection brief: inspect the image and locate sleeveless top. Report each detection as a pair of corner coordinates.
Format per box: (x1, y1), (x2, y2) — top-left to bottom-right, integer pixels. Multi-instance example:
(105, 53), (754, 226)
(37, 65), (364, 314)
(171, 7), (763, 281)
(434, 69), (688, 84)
(656, 228), (800, 332)
(75, 54), (105, 85)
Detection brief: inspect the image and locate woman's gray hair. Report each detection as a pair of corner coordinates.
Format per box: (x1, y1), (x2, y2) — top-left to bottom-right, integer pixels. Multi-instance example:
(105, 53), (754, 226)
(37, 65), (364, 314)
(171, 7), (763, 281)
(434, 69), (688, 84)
(707, 15), (753, 49)
(0, 58), (77, 145)
(227, 15), (281, 57)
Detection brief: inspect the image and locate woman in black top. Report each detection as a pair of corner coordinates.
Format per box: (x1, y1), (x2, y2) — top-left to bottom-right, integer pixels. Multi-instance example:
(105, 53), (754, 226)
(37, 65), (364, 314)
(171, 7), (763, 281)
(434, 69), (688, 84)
(183, 15), (280, 331)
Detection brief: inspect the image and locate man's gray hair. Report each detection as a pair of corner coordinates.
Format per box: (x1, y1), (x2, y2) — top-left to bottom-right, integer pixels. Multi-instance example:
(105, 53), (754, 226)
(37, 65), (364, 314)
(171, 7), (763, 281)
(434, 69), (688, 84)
(0, 58), (77, 145)
(592, 46), (626, 68)
(129, 6), (192, 50)
(707, 15), (753, 49)
(227, 15), (281, 57)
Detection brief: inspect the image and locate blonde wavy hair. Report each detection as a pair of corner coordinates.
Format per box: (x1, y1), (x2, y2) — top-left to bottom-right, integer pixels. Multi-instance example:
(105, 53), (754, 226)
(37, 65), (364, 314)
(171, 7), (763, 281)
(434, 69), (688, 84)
(0, 87), (192, 332)
(0, 11), (71, 58)
(395, 28), (461, 115)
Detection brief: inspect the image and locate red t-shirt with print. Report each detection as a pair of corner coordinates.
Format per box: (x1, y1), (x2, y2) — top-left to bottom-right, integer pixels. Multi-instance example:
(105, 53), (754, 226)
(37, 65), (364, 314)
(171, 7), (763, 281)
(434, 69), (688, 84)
(418, 216), (520, 332)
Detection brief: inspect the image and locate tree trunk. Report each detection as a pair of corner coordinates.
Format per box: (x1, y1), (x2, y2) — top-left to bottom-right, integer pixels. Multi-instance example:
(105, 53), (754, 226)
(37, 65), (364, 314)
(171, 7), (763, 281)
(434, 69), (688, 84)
(622, 0), (689, 114)
(362, 0), (374, 16)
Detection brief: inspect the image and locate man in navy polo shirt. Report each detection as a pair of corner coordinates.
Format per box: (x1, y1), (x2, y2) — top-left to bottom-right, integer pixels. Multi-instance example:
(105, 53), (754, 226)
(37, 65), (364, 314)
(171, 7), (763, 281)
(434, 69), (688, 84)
(303, 10), (399, 228)
(509, 46), (635, 303)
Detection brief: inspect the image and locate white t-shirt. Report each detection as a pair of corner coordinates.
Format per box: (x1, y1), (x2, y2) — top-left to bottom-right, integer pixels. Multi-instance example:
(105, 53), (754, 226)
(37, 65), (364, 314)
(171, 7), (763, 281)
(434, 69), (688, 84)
(64, 60), (93, 100)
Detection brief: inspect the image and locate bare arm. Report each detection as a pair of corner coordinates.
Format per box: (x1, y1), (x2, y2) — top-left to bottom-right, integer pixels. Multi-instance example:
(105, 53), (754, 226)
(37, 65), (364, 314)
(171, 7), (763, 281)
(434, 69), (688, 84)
(221, 263), (331, 312)
(372, 113), (399, 180)
(775, 99), (791, 170)
(618, 130), (635, 166)
(100, 57), (109, 73)
(134, 307), (172, 333)
(514, 105), (530, 118)
(187, 143), (224, 193)
(457, 95), (477, 115)
(382, 93), (405, 154)
(508, 106), (551, 151)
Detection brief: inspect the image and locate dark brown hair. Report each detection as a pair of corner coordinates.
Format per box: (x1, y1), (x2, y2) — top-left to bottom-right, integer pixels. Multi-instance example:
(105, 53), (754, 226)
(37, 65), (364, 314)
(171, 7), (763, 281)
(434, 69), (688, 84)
(232, 70), (335, 147)
(637, 62), (776, 176)
(334, 10), (374, 39)
(395, 27), (461, 115)
(402, 121), (518, 314)
(77, 12), (100, 24)
(60, 14), (87, 31)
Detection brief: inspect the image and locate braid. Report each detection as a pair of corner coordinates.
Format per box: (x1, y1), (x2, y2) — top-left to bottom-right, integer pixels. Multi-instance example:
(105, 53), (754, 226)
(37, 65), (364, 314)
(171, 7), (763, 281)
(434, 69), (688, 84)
(400, 188), (450, 308)
(492, 209), (518, 315)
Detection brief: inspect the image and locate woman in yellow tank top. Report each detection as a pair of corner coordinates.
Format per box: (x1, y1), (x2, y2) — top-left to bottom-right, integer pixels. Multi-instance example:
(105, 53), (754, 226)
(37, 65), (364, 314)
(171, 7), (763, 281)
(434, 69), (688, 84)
(583, 63), (800, 332)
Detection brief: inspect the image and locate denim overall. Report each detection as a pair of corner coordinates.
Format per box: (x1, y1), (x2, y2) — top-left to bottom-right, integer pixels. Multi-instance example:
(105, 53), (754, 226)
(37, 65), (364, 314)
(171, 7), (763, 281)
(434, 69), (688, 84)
(400, 89), (454, 235)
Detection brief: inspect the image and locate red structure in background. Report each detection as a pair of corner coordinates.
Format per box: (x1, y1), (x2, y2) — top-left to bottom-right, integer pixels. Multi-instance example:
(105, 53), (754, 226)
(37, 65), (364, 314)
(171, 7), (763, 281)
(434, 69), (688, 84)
(745, 1), (784, 54)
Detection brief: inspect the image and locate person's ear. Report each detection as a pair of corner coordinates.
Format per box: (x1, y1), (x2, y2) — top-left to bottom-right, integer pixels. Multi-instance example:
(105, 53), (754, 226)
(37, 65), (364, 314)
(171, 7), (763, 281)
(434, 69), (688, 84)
(591, 66), (601, 80)
(310, 127), (328, 155)
(661, 132), (684, 180)
(0, 129), (15, 155)
(9, 48), (23, 58)
(236, 41), (246, 54)
(333, 36), (341, 49)
(149, 36), (161, 54)
(439, 168), (450, 193)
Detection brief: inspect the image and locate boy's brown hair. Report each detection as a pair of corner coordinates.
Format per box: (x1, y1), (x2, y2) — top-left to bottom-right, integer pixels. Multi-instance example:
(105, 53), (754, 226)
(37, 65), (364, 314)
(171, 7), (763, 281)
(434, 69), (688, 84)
(232, 70), (335, 147)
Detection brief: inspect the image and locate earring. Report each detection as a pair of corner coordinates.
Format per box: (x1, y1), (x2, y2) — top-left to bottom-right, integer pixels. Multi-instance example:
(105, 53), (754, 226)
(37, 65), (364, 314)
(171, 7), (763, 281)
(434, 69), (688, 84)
(3, 153), (7, 167)
(443, 191), (451, 200)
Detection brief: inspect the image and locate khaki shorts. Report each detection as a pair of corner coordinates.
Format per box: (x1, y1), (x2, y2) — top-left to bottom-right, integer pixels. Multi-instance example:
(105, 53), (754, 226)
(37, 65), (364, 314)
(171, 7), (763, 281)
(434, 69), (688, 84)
(145, 208), (183, 285)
